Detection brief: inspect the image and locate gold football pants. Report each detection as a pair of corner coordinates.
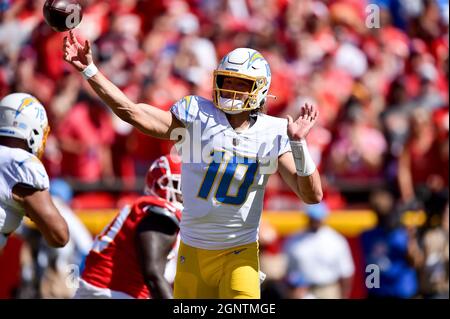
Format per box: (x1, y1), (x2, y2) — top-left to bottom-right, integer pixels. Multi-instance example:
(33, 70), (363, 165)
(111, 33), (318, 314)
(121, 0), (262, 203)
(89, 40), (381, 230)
(173, 241), (260, 299)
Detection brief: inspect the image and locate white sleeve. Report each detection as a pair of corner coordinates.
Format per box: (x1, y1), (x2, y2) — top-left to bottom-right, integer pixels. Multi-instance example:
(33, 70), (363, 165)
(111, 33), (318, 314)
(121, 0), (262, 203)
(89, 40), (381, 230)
(12, 157), (49, 190)
(170, 95), (199, 127)
(336, 236), (355, 278)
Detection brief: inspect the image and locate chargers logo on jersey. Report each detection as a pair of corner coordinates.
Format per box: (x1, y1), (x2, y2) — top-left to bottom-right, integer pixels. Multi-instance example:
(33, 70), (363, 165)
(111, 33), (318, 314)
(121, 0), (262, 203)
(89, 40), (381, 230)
(15, 97), (37, 118)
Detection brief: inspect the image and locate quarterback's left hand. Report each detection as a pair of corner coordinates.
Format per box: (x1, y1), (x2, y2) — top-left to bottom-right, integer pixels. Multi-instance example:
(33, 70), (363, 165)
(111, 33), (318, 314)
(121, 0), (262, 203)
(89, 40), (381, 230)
(287, 103), (319, 140)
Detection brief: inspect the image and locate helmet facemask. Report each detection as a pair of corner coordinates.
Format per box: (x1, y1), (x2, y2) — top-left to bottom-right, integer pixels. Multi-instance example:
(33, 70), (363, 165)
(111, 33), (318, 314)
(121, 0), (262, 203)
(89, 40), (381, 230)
(34, 125), (51, 159)
(156, 172), (182, 205)
(213, 70), (268, 114)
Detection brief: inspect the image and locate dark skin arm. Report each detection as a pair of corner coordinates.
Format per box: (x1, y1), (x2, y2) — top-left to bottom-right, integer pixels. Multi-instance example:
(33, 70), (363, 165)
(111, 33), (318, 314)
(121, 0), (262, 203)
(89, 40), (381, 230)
(12, 184), (69, 248)
(136, 212), (178, 299)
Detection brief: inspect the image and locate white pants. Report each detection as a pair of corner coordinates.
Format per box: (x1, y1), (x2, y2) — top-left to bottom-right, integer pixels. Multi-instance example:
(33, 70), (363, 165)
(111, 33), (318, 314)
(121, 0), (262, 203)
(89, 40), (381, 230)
(73, 279), (135, 299)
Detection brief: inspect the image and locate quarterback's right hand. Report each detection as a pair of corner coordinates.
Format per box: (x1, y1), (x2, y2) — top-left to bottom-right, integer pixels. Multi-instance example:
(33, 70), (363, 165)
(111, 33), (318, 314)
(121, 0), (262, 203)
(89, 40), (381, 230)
(287, 103), (319, 141)
(63, 30), (93, 72)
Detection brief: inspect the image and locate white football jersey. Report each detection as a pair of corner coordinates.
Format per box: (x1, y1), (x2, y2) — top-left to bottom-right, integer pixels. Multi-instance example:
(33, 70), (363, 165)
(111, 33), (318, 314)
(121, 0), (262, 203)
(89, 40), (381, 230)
(0, 145), (49, 248)
(171, 96), (290, 249)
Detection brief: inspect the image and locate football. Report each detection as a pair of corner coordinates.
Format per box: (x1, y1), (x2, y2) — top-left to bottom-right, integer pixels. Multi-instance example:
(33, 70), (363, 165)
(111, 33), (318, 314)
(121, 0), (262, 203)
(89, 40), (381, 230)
(43, 0), (83, 32)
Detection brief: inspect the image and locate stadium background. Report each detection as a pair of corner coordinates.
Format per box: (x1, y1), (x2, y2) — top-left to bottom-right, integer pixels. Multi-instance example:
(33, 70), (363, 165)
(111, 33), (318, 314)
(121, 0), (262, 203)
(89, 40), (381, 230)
(0, 0), (448, 299)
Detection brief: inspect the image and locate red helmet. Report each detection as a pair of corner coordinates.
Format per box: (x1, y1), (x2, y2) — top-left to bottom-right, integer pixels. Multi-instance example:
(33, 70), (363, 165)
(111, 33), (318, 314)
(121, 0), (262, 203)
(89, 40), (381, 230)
(145, 154), (182, 206)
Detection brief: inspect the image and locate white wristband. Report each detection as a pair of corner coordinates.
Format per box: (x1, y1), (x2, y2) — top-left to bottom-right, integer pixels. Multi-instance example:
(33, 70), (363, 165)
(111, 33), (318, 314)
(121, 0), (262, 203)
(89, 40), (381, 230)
(81, 63), (98, 80)
(290, 139), (316, 176)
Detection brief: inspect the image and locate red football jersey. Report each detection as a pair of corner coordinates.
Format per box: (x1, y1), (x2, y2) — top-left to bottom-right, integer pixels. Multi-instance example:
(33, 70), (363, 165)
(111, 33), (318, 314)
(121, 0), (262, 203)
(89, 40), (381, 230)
(81, 196), (181, 299)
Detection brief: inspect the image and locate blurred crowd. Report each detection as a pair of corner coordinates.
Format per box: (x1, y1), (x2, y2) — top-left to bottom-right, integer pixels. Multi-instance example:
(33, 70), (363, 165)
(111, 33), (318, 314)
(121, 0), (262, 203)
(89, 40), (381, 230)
(0, 0), (448, 299)
(259, 191), (449, 299)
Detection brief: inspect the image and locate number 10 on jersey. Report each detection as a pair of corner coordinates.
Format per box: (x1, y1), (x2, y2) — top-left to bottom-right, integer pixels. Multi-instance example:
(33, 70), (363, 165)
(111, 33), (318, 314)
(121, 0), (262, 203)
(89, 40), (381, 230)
(197, 151), (259, 205)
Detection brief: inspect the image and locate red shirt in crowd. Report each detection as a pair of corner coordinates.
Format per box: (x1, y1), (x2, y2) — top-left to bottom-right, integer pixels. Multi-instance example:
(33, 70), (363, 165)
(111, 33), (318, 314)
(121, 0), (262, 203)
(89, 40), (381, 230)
(57, 102), (115, 182)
